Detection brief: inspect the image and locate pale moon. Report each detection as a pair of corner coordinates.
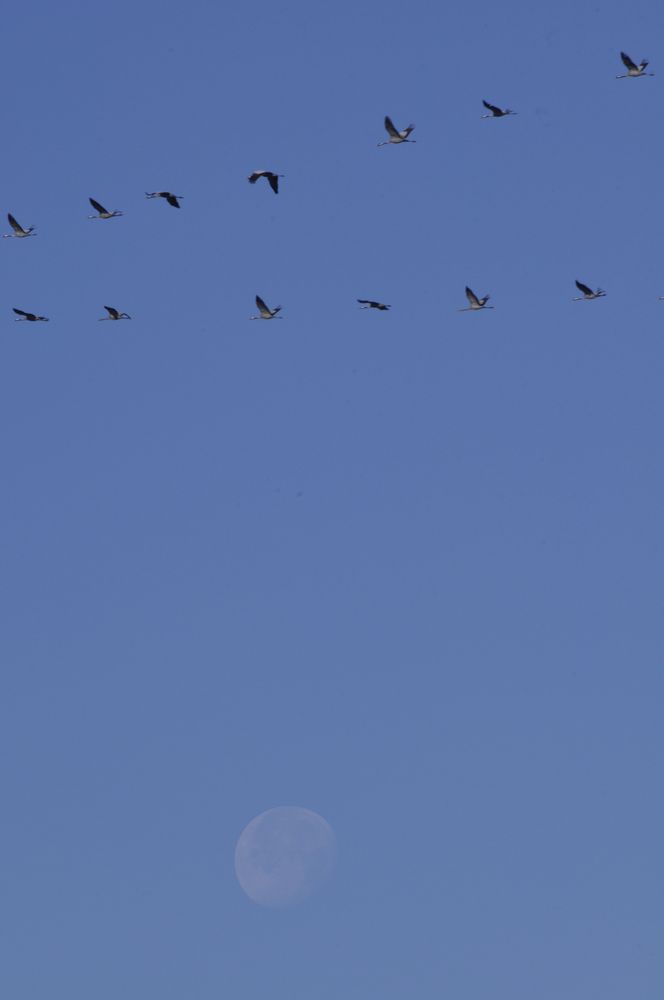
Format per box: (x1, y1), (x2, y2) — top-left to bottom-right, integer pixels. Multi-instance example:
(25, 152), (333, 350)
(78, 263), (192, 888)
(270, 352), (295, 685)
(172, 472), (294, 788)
(234, 806), (337, 907)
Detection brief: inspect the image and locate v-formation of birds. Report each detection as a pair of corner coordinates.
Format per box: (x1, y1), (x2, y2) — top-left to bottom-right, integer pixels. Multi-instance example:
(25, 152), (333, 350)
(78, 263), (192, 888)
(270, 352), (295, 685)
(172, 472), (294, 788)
(4, 53), (656, 324)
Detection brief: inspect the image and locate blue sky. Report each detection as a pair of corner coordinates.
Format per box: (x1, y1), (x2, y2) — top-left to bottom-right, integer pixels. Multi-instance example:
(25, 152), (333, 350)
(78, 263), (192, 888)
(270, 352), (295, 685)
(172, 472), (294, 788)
(2, 0), (663, 997)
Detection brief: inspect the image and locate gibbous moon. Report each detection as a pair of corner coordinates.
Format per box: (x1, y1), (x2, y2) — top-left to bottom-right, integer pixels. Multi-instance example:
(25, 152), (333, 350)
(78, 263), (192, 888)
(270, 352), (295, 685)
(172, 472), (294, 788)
(234, 806), (337, 908)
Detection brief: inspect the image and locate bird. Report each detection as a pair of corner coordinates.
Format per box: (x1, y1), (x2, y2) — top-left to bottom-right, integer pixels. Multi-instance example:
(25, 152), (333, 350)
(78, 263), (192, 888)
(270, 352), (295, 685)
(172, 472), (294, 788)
(357, 299), (391, 310)
(616, 52), (653, 78)
(2, 213), (36, 238)
(248, 171), (283, 194)
(99, 306), (131, 320)
(378, 116), (416, 146)
(250, 295), (282, 320)
(145, 191), (182, 208)
(481, 100), (516, 118)
(13, 308), (49, 322)
(88, 198), (123, 219)
(573, 280), (606, 300)
(460, 286), (493, 311)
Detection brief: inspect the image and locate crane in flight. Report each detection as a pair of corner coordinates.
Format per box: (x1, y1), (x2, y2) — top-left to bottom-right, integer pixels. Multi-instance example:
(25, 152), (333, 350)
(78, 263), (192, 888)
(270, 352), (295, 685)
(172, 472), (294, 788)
(248, 171), (283, 194)
(616, 52), (653, 78)
(250, 296), (282, 320)
(2, 213), (36, 238)
(358, 299), (391, 310)
(460, 287), (493, 311)
(99, 306), (131, 320)
(145, 192), (182, 208)
(573, 280), (606, 300)
(13, 308), (49, 322)
(88, 198), (123, 219)
(481, 100), (516, 118)
(378, 116), (416, 146)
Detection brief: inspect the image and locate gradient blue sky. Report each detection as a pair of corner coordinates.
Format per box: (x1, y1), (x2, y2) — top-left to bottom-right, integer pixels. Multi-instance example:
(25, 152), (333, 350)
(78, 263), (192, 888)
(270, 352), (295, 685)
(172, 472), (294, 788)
(2, 1), (663, 997)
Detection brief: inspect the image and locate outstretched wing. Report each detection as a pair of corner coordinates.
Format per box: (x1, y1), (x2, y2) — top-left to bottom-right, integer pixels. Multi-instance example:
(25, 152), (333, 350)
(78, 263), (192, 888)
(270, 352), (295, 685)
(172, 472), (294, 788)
(575, 280), (593, 296)
(8, 213), (24, 233)
(13, 308), (29, 317)
(89, 197), (107, 214)
(620, 52), (638, 71)
(165, 193), (180, 207)
(465, 286), (480, 307)
(483, 100), (501, 115)
(267, 173), (279, 194)
(384, 116), (400, 138)
(104, 305), (120, 319)
(255, 295), (270, 315)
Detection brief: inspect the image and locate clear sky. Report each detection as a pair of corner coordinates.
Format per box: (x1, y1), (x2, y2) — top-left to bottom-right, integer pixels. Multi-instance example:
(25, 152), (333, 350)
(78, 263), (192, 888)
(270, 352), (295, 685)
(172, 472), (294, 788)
(2, 0), (663, 997)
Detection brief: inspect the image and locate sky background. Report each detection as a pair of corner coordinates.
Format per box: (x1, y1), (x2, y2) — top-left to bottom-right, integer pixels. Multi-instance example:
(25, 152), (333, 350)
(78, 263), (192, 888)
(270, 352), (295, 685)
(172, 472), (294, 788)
(1, 0), (663, 997)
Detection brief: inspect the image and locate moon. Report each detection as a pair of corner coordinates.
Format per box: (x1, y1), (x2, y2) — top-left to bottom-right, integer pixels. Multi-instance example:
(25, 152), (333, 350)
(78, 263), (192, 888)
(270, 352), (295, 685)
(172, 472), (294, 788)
(234, 806), (337, 908)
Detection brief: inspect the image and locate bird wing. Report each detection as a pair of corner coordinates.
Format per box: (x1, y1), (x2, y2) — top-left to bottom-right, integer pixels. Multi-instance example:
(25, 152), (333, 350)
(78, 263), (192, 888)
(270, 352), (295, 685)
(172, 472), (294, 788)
(465, 286), (480, 307)
(166, 194), (180, 207)
(483, 100), (501, 114)
(620, 52), (638, 71)
(255, 295), (270, 315)
(89, 197), (107, 214)
(357, 299), (375, 306)
(575, 280), (593, 296)
(13, 308), (29, 317)
(384, 116), (400, 138)
(104, 306), (119, 319)
(267, 173), (279, 194)
(8, 213), (24, 233)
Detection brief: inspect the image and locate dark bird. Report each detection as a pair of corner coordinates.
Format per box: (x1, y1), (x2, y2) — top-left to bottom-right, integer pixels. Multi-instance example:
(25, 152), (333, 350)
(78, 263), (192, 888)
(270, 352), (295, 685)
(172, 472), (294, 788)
(145, 191), (182, 208)
(3, 213), (35, 238)
(250, 295), (282, 320)
(460, 286), (493, 311)
(378, 116), (416, 146)
(13, 308), (49, 322)
(617, 52), (653, 78)
(99, 305), (131, 320)
(248, 171), (283, 194)
(357, 299), (391, 310)
(481, 100), (516, 118)
(88, 197), (123, 219)
(573, 280), (606, 300)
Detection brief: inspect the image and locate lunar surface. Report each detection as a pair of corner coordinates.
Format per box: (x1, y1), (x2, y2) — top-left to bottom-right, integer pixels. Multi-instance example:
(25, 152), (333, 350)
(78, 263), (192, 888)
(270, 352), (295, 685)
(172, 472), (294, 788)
(234, 806), (337, 907)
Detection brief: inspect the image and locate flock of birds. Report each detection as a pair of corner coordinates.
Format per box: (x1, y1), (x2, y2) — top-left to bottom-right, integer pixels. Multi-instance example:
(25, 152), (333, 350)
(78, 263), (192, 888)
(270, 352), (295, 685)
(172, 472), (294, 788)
(5, 52), (658, 325)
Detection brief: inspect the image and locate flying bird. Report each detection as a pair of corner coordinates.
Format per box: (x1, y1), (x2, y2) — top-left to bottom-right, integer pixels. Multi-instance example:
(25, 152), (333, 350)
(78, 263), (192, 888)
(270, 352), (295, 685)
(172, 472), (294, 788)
(460, 286), (493, 311)
(573, 280), (606, 300)
(13, 308), (49, 322)
(88, 198), (123, 219)
(378, 116), (416, 146)
(248, 171), (283, 194)
(616, 52), (653, 78)
(2, 213), (36, 238)
(250, 295), (282, 320)
(145, 191), (182, 208)
(481, 100), (516, 118)
(357, 299), (391, 310)
(99, 305), (131, 320)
